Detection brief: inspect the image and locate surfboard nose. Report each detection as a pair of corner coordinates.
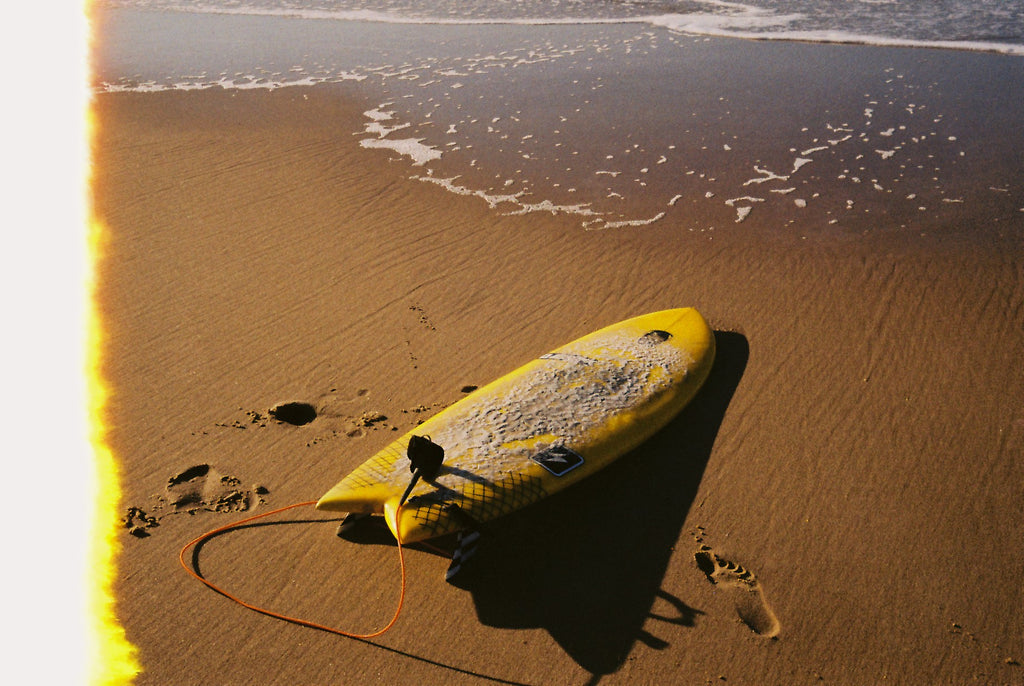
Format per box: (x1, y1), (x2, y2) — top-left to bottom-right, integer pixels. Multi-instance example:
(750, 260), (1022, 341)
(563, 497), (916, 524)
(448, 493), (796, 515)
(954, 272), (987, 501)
(670, 307), (714, 350)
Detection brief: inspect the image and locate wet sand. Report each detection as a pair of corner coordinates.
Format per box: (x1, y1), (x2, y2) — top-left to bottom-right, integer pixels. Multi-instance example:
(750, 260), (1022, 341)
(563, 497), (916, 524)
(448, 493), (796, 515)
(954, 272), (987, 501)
(93, 68), (1023, 684)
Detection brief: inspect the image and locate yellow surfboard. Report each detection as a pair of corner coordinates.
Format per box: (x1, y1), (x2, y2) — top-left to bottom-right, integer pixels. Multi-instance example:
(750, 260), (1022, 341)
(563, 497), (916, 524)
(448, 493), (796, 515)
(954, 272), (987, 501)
(316, 308), (715, 543)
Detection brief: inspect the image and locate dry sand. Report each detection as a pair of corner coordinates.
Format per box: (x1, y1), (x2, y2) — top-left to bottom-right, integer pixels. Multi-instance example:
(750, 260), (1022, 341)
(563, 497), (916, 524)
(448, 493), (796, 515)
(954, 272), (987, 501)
(93, 84), (1023, 684)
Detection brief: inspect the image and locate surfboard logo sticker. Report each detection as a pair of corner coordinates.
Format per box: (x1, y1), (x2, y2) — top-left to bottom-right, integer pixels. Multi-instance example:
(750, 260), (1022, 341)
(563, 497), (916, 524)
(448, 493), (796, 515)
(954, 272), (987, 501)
(531, 446), (584, 476)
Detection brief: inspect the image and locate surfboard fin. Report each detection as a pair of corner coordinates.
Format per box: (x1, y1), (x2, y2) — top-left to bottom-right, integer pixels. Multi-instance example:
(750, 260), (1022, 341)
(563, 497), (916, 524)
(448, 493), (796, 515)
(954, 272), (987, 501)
(441, 502), (484, 584)
(336, 511), (372, 537)
(446, 529), (481, 583)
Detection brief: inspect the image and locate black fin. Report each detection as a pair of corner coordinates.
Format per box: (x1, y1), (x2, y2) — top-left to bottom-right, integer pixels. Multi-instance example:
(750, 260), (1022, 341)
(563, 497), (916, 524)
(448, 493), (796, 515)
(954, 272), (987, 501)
(446, 529), (482, 583)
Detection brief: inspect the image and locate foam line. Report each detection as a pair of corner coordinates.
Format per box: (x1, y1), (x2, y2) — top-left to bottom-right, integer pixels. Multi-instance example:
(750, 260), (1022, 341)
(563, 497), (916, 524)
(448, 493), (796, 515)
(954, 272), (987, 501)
(589, 212), (667, 230)
(359, 138), (442, 166)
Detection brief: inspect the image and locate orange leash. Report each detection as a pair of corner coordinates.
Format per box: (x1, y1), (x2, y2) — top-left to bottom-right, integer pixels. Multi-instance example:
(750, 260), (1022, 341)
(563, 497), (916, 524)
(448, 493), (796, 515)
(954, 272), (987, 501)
(178, 500), (407, 639)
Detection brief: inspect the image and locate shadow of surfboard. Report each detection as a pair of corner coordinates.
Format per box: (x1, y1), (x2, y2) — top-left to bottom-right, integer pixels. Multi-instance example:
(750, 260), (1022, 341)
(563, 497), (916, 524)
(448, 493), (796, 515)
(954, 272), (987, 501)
(450, 330), (748, 678)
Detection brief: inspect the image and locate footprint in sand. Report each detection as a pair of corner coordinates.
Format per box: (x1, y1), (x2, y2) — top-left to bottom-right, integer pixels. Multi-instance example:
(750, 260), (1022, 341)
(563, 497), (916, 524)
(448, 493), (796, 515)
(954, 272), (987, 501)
(123, 465), (268, 538)
(166, 464), (254, 514)
(694, 545), (781, 638)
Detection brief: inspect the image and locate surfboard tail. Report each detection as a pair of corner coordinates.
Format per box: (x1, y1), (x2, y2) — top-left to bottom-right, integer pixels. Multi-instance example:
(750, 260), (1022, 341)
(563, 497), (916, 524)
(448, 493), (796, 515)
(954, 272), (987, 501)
(382, 498), (402, 540)
(384, 497), (436, 543)
(383, 497), (468, 544)
(315, 483), (392, 515)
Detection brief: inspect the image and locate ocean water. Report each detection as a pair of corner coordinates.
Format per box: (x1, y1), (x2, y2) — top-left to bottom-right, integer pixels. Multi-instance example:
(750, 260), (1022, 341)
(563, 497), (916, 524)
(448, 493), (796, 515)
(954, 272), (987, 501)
(94, 0), (1024, 51)
(93, 0), (1024, 237)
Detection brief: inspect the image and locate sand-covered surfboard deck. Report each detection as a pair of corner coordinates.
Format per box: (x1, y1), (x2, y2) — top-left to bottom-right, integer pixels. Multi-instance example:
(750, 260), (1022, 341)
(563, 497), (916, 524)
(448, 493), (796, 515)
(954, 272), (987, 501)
(316, 308), (715, 542)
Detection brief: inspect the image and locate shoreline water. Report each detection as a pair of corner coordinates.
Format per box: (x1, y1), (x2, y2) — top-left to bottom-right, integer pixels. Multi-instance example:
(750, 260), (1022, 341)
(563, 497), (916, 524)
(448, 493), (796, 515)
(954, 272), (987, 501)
(94, 1), (1024, 56)
(93, 8), (1024, 245)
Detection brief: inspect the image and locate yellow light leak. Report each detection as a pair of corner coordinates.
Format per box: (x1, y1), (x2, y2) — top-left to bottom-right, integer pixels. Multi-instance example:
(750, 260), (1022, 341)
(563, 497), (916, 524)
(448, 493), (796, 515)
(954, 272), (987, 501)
(85, 7), (142, 683)
(87, 215), (142, 686)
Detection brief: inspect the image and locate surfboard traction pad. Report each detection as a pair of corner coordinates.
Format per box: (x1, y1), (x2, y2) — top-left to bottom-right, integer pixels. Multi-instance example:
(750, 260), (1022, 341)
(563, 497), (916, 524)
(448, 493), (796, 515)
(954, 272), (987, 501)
(338, 442), (550, 539)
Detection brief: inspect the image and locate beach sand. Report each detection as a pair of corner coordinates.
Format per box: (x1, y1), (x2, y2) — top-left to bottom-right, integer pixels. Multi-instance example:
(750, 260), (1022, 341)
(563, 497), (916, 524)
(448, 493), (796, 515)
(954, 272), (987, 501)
(93, 73), (1023, 684)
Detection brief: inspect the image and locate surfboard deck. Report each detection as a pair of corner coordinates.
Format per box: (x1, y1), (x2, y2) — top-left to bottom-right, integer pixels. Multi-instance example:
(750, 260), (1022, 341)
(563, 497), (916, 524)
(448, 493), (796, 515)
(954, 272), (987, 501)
(316, 308), (715, 543)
